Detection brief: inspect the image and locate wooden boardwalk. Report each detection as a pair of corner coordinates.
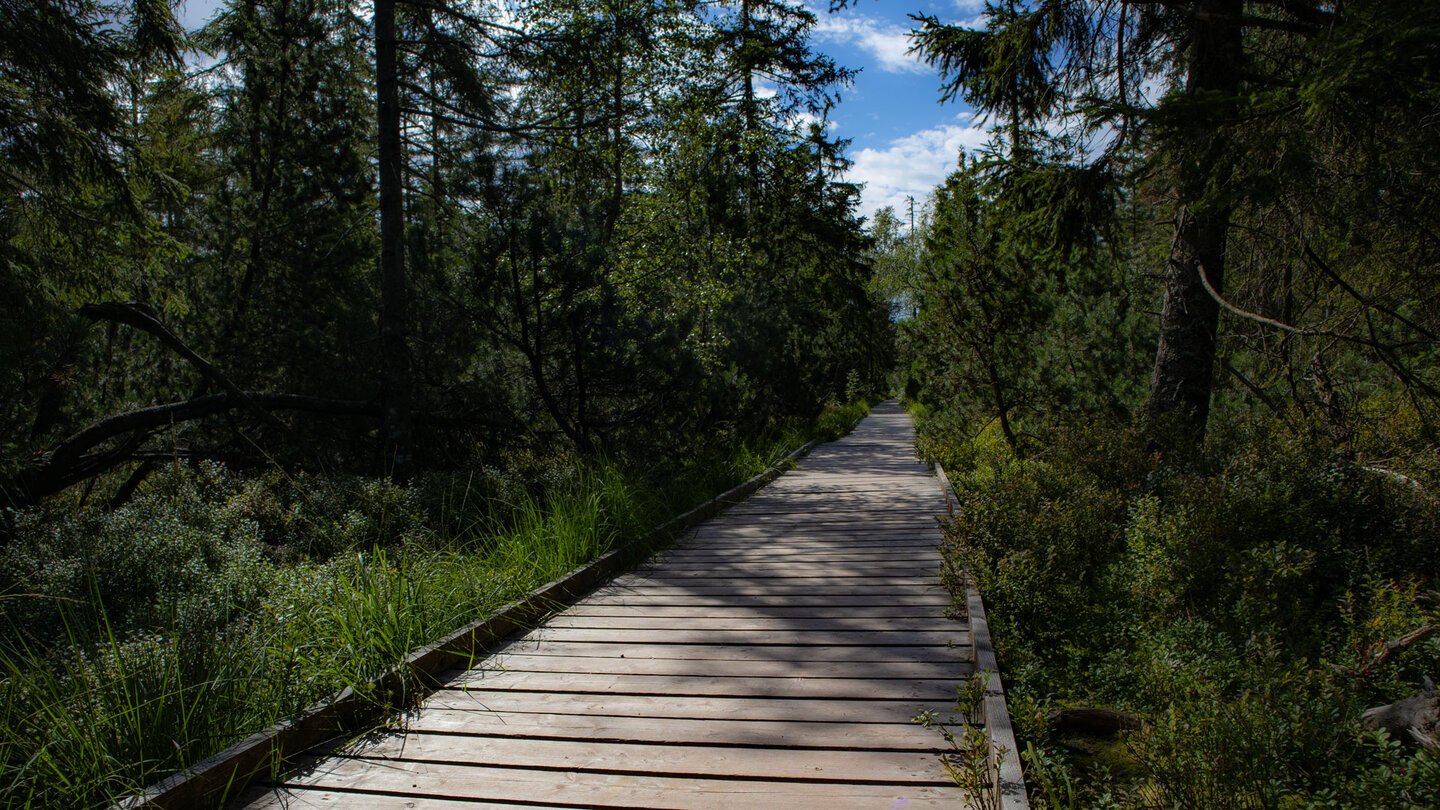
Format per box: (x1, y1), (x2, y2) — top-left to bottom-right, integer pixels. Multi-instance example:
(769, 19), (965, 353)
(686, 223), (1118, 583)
(237, 402), (987, 809)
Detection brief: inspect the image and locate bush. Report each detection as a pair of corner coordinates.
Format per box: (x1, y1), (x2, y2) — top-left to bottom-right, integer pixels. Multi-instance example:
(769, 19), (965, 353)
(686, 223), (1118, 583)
(815, 399), (869, 441)
(0, 405), (850, 808)
(925, 411), (1440, 806)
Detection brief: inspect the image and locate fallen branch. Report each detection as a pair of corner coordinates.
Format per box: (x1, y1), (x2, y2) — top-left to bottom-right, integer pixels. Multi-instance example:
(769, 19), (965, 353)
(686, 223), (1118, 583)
(1360, 465), (1431, 499)
(79, 302), (302, 446)
(1367, 624), (1440, 675)
(5, 392), (378, 510)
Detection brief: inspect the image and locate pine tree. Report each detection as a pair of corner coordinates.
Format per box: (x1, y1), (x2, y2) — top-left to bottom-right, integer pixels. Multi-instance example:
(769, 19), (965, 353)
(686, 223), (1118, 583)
(910, 0), (1350, 440)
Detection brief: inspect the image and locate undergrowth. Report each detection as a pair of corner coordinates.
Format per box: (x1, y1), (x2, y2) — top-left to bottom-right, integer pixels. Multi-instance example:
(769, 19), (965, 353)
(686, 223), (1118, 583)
(916, 407), (1440, 808)
(0, 407), (861, 809)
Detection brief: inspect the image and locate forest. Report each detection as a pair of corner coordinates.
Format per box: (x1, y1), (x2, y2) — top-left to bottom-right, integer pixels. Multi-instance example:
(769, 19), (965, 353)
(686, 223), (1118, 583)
(0, 0), (887, 804)
(2, 0), (1438, 807)
(884, 0), (1440, 806)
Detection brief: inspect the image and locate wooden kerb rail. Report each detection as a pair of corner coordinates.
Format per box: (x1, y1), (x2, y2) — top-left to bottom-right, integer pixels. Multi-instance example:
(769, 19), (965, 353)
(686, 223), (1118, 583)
(114, 440), (818, 810)
(935, 460), (1030, 810)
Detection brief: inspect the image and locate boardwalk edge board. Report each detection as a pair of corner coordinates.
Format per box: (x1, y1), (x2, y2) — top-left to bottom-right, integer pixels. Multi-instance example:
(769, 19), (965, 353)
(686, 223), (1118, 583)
(934, 460), (1031, 810)
(114, 440), (819, 810)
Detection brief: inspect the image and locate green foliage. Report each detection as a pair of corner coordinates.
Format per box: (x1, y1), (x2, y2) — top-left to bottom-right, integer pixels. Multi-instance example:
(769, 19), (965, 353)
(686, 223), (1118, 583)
(926, 409), (1440, 806)
(0, 461), (606, 806)
(901, 1), (1440, 806)
(814, 399), (869, 442)
(917, 674), (1005, 810)
(0, 397), (846, 808)
(0, 0), (887, 503)
(888, 155), (1153, 457)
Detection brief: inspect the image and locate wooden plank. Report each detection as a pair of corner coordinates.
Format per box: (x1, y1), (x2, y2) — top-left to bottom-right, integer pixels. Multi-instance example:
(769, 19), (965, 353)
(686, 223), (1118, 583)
(722, 504), (939, 516)
(654, 558), (941, 568)
(576, 591), (954, 607)
(702, 511), (935, 520)
(474, 654), (968, 679)
(586, 584), (953, 597)
(557, 603), (952, 618)
(248, 759), (971, 810)
(341, 733), (954, 784)
(422, 690), (966, 724)
(233, 787), (524, 810)
(668, 536), (940, 547)
(756, 491), (940, 500)
(612, 573), (946, 584)
(540, 615), (959, 632)
(641, 556), (941, 567)
(444, 671), (968, 699)
(623, 564), (940, 579)
(686, 525), (940, 534)
(679, 540), (941, 550)
(573, 593), (956, 605)
(631, 561), (942, 571)
(690, 529), (939, 540)
(403, 712), (953, 750)
(656, 549), (940, 562)
(750, 493), (937, 500)
(727, 502), (937, 510)
(520, 627), (965, 646)
(683, 532), (942, 544)
(615, 573), (942, 586)
(491, 640), (970, 663)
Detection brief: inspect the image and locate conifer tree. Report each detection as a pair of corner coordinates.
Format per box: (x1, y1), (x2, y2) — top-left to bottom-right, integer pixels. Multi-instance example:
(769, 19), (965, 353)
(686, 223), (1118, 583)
(910, 0), (1340, 440)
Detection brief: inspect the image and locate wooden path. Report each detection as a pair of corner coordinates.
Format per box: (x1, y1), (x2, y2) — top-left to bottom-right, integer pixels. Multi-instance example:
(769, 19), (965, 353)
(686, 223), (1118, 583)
(237, 402), (991, 809)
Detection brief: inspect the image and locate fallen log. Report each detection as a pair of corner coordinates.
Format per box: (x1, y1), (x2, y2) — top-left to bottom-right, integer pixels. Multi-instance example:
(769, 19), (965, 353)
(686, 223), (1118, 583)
(3, 392), (378, 511)
(1362, 690), (1440, 751)
(1048, 707), (1144, 738)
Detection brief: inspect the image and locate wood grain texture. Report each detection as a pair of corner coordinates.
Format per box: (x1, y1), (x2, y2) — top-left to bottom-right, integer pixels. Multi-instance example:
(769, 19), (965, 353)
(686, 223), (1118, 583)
(238, 761), (974, 810)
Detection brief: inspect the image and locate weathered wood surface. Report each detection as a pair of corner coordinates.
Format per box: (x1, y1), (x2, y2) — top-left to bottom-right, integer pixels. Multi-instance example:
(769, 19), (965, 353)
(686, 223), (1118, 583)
(237, 401), (1000, 809)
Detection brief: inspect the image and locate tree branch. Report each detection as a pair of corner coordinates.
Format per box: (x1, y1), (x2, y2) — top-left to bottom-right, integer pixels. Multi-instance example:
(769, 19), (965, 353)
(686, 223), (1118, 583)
(1302, 243), (1440, 343)
(79, 302), (302, 445)
(5, 393), (379, 510)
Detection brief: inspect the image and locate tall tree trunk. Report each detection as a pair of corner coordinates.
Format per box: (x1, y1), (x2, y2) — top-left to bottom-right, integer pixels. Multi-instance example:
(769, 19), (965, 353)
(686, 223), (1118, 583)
(1144, 0), (1242, 437)
(605, 0), (625, 239)
(740, 0), (759, 211)
(376, 0), (413, 481)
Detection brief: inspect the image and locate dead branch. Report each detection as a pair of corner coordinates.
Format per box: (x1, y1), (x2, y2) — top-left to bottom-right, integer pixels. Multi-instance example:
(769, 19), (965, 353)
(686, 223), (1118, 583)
(78, 302), (303, 447)
(4, 392), (378, 510)
(1368, 624), (1440, 675)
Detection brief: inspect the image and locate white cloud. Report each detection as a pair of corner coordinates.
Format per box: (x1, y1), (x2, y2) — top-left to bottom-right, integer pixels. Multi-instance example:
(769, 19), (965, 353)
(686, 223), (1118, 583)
(947, 0), (989, 29)
(177, 0), (223, 30)
(845, 116), (995, 220)
(813, 12), (928, 75)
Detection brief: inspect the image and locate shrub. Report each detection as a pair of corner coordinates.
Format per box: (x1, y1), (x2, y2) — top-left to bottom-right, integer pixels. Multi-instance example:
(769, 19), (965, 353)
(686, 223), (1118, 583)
(925, 410), (1440, 805)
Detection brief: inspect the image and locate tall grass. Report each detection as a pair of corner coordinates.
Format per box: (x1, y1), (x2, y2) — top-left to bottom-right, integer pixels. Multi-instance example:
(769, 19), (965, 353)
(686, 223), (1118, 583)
(0, 419), (836, 809)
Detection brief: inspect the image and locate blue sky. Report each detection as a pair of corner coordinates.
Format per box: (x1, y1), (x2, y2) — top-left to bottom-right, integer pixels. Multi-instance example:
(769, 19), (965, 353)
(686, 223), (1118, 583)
(174, 0), (993, 227)
(808, 0), (992, 223)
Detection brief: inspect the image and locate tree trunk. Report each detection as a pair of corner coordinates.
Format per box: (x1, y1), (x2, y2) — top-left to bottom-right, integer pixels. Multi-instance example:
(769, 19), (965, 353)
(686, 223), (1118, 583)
(376, 0), (414, 482)
(1143, 0), (1242, 437)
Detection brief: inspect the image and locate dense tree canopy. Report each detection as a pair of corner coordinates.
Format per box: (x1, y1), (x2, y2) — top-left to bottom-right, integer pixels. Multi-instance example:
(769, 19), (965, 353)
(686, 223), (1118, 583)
(0, 0), (892, 509)
(898, 0), (1440, 469)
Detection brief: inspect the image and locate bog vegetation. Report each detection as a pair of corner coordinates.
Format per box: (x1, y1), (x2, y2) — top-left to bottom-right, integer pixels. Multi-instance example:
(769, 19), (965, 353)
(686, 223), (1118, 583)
(884, 1), (1440, 806)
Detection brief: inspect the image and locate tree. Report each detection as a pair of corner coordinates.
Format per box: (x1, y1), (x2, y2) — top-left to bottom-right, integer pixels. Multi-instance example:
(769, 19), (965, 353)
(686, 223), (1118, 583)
(0, 0), (188, 492)
(199, 0), (378, 399)
(909, 0), (1360, 441)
